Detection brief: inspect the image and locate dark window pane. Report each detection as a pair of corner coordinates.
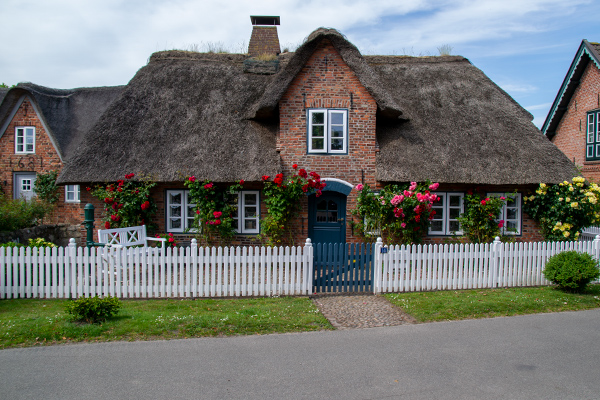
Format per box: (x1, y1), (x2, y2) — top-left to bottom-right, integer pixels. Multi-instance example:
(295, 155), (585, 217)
(312, 138), (324, 150)
(312, 112), (324, 124)
(331, 139), (344, 150)
(312, 125), (324, 137)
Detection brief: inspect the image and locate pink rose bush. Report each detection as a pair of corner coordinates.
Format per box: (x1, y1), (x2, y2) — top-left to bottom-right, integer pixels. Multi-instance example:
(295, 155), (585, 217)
(352, 180), (440, 245)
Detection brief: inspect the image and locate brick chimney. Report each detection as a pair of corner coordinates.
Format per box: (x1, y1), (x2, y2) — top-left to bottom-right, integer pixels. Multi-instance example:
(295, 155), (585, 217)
(248, 16), (281, 57)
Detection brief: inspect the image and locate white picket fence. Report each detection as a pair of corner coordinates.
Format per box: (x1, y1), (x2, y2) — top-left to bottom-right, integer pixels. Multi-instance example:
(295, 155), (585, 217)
(0, 239), (314, 299)
(2, 236), (600, 299)
(373, 236), (600, 293)
(580, 226), (600, 241)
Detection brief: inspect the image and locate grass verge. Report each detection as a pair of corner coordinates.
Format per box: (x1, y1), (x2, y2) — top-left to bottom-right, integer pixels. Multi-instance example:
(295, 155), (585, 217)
(384, 284), (600, 323)
(0, 297), (332, 349)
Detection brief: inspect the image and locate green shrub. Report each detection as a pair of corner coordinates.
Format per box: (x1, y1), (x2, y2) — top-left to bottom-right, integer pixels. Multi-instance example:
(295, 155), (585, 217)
(543, 251), (600, 292)
(0, 241), (24, 248)
(27, 238), (56, 248)
(0, 194), (51, 231)
(33, 170), (60, 204)
(65, 296), (122, 323)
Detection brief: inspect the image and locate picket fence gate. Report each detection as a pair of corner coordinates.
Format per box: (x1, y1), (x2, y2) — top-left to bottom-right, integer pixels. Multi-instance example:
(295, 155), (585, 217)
(373, 236), (600, 293)
(0, 239), (314, 299)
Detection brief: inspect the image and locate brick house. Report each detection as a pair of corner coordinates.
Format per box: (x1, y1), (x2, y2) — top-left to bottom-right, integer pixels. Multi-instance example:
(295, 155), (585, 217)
(542, 40), (600, 182)
(0, 18), (567, 246)
(0, 84), (123, 225)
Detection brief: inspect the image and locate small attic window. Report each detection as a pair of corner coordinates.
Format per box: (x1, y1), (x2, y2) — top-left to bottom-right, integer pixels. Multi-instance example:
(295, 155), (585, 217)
(15, 127), (35, 154)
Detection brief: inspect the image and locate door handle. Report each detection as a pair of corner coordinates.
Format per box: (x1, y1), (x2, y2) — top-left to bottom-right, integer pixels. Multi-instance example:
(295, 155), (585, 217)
(337, 218), (344, 222)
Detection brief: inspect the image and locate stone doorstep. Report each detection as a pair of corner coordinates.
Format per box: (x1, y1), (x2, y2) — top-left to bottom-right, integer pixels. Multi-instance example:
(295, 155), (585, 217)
(311, 294), (417, 330)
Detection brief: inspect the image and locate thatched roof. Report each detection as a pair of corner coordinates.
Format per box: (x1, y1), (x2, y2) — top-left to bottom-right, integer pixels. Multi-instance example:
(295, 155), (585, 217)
(59, 52), (281, 184)
(0, 83), (123, 160)
(57, 27), (576, 185)
(370, 55), (577, 184)
(542, 40), (600, 139)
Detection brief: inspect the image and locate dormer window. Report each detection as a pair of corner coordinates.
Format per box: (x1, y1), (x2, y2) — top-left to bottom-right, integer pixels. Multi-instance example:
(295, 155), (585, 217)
(307, 109), (347, 154)
(15, 127), (35, 154)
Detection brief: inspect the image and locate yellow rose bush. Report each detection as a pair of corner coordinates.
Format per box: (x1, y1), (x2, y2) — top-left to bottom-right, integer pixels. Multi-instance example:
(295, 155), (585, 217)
(523, 177), (600, 241)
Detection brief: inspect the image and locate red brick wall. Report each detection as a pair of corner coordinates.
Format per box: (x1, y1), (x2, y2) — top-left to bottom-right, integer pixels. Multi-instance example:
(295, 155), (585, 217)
(248, 26), (280, 56)
(278, 39), (378, 245)
(0, 97), (82, 226)
(552, 62), (600, 182)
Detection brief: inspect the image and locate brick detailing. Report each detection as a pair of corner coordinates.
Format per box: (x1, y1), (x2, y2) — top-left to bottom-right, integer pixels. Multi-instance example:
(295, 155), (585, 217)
(552, 62), (600, 182)
(248, 26), (280, 56)
(279, 39), (378, 245)
(0, 97), (82, 226)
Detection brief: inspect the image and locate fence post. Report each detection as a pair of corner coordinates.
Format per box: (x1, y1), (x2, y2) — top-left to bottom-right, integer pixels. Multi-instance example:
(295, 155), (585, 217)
(374, 237), (383, 294)
(191, 239), (198, 298)
(304, 238), (313, 295)
(491, 236), (501, 288)
(68, 238), (77, 298)
(593, 235), (600, 261)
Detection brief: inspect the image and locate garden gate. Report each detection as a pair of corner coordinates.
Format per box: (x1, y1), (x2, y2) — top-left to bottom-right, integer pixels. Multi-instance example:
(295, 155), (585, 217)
(312, 242), (375, 293)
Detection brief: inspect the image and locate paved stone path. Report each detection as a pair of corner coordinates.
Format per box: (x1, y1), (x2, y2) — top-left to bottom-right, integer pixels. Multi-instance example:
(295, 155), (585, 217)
(311, 294), (416, 329)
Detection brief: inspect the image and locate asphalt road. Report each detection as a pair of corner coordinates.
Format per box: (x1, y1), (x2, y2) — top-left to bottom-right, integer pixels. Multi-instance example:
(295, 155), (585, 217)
(1, 309), (599, 400)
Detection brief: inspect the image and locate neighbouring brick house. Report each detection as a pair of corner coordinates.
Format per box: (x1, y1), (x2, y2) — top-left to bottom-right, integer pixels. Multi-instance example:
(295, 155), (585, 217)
(0, 84), (123, 225)
(542, 40), (600, 182)
(5, 17), (576, 245)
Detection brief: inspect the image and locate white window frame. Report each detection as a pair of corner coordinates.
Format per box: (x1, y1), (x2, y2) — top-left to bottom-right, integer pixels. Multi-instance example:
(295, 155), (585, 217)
(166, 190), (196, 233)
(233, 191), (260, 234)
(64, 185), (80, 203)
(307, 109), (348, 154)
(488, 192), (521, 235)
(15, 127), (35, 154)
(586, 111), (600, 161)
(428, 192), (464, 235)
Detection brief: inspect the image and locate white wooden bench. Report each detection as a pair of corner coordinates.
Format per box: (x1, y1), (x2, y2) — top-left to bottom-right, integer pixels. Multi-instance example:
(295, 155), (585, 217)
(97, 225), (166, 251)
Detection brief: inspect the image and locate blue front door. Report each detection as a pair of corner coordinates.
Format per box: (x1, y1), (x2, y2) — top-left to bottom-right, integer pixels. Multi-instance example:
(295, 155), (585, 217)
(308, 192), (346, 244)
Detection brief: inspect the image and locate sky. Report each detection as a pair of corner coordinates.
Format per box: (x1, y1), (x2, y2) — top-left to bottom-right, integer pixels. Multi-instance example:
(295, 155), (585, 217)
(1, 0), (599, 128)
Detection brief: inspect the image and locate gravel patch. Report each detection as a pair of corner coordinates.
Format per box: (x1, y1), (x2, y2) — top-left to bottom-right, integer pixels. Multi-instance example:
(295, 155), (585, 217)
(311, 294), (417, 329)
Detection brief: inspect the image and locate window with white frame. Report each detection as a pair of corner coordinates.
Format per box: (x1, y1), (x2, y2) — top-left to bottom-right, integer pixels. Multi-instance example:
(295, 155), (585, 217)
(307, 109), (348, 154)
(65, 185), (80, 203)
(586, 110), (600, 161)
(489, 193), (521, 235)
(233, 191), (260, 234)
(166, 190), (197, 233)
(166, 190), (259, 234)
(429, 193), (464, 235)
(15, 127), (35, 154)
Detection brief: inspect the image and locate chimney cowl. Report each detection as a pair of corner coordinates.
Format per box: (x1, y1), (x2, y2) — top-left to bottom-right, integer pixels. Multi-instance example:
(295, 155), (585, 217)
(248, 15), (281, 57)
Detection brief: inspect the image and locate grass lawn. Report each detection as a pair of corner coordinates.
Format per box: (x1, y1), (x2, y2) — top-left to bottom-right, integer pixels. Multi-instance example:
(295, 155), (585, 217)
(385, 284), (600, 322)
(0, 297), (333, 349)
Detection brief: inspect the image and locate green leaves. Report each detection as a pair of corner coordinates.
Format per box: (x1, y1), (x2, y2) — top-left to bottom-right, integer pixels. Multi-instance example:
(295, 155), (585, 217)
(523, 178), (599, 241)
(33, 170), (59, 204)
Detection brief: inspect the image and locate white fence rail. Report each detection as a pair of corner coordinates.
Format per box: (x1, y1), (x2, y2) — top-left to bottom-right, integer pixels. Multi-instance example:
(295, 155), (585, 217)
(580, 226), (600, 242)
(0, 239), (314, 299)
(374, 236), (600, 293)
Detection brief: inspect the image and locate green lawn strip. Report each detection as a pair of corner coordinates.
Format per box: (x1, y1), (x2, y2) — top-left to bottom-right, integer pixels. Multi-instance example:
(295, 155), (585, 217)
(385, 285), (600, 323)
(0, 297), (332, 349)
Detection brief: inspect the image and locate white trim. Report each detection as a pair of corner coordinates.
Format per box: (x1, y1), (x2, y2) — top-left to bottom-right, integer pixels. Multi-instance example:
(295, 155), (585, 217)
(489, 193), (522, 235)
(234, 191), (260, 234)
(15, 126), (35, 154)
(429, 192), (464, 235)
(307, 109), (348, 154)
(321, 178), (354, 188)
(64, 185), (80, 203)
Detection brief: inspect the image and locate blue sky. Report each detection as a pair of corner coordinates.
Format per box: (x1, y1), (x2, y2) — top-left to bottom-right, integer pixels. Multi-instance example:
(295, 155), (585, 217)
(1, 0), (599, 127)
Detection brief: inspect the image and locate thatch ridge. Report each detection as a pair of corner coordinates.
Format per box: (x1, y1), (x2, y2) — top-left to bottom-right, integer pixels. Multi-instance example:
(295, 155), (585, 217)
(247, 28), (406, 120)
